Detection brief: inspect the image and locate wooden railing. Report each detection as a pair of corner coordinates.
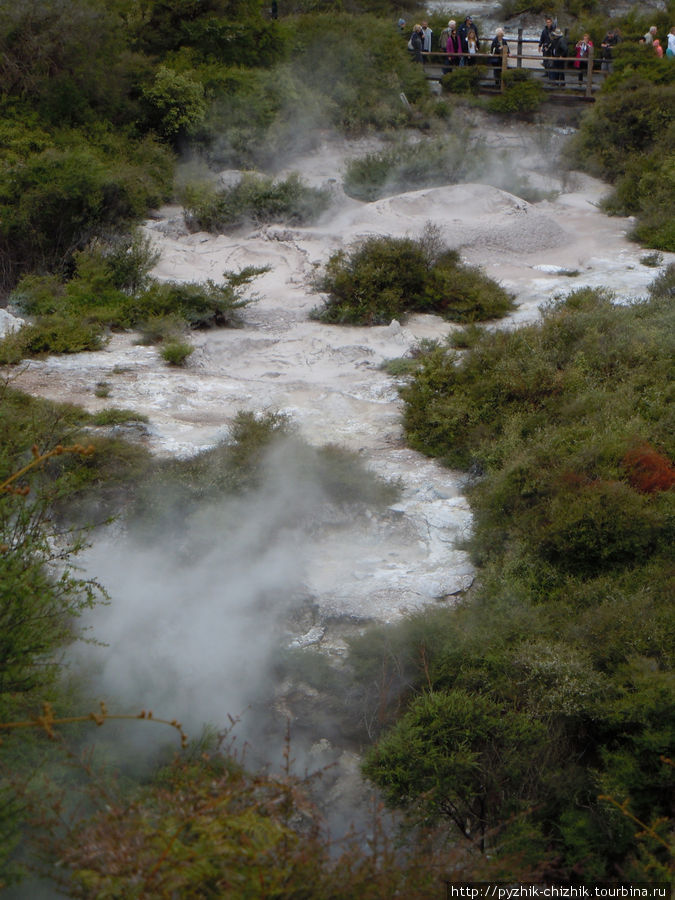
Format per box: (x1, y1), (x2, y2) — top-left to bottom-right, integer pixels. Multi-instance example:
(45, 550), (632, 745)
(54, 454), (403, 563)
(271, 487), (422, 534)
(416, 29), (607, 99)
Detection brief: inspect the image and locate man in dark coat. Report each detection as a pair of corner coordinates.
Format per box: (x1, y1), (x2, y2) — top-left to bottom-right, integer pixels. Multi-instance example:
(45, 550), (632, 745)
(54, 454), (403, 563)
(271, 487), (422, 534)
(538, 16), (555, 76)
(550, 27), (568, 84)
(458, 15), (479, 53)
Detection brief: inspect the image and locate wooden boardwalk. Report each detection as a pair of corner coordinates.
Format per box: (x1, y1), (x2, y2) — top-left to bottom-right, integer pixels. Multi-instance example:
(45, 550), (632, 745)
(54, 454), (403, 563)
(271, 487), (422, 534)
(420, 32), (607, 101)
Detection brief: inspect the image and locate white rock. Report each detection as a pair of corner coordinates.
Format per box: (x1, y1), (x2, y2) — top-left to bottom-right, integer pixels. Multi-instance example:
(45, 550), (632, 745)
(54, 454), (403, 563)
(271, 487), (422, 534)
(0, 308), (23, 337)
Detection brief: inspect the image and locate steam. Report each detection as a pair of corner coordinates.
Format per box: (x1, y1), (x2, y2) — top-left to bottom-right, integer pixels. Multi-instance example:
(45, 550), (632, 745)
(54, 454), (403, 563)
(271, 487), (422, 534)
(74, 438), (327, 739)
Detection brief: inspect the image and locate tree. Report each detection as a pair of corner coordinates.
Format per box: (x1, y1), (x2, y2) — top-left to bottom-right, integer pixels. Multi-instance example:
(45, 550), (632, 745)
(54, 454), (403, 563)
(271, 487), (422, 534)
(363, 689), (548, 851)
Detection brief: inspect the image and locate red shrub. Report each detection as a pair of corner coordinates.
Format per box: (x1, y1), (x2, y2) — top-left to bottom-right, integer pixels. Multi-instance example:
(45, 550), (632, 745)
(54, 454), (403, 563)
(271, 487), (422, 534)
(622, 442), (675, 494)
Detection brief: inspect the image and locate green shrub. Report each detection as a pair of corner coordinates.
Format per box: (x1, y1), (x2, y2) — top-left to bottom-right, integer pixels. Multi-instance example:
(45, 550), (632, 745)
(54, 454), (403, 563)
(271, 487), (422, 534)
(343, 134), (486, 201)
(539, 479), (669, 574)
(4, 256), (265, 360)
(90, 408), (150, 426)
(0, 316), (105, 362)
(487, 69), (544, 115)
(0, 135), (172, 290)
(313, 229), (514, 325)
(142, 65), (206, 140)
(441, 65), (484, 96)
(134, 315), (185, 346)
(402, 287), (674, 470)
(130, 274), (262, 329)
(160, 340), (194, 366)
(569, 81), (675, 181)
(648, 262), (675, 299)
(182, 173), (331, 232)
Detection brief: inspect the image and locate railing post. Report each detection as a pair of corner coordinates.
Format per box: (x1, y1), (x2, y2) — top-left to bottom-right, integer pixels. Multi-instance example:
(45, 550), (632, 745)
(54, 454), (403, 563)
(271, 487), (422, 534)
(585, 45), (594, 98)
(517, 28), (523, 67)
(501, 46), (508, 91)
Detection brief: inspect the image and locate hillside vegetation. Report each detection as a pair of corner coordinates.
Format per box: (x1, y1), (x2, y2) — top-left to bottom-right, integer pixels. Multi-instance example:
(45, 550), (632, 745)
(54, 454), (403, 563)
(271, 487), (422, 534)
(0, 0), (674, 891)
(362, 273), (675, 880)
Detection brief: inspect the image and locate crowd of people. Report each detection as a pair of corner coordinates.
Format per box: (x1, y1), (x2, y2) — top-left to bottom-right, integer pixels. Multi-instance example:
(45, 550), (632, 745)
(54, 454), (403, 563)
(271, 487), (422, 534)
(401, 12), (675, 84)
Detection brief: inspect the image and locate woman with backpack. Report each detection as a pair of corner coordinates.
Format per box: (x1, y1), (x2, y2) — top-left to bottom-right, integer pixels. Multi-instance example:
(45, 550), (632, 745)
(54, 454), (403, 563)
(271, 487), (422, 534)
(408, 24), (424, 62)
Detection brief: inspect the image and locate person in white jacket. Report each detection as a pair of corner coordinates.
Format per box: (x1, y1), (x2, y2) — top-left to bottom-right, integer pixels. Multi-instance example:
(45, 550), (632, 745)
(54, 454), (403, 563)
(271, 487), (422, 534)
(667, 27), (675, 57)
(421, 21), (433, 53)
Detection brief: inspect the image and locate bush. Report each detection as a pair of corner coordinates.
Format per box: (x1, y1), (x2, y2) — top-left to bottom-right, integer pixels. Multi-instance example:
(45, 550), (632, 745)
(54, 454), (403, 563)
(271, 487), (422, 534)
(142, 65), (206, 141)
(313, 229), (514, 325)
(0, 135), (173, 290)
(2, 255), (265, 361)
(487, 69), (544, 115)
(160, 340), (194, 366)
(343, 134), (486, 201)
(441, 65), (484, 96)
(402, 287), (674, 470)
(182, 173), (331, 232)
(539, 479), (668, 574)
(0, 316), (106, 362)
(568, 80), (675, 250)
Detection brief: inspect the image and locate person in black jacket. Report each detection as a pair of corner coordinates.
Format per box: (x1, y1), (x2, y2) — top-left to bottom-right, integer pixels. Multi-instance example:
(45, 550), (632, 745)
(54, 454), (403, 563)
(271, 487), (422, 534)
(408, 24), (424, 62)
(490, 28), (509, 86)
(538, 16), (555, 77)
(550, 28), (568, 84)
(600, 28), (621, 71)
(458, 15), (479, 53)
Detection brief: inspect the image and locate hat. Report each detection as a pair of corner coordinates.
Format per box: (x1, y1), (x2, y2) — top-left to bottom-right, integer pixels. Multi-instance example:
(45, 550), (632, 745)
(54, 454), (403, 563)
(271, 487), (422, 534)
(552, 28), (563, 37)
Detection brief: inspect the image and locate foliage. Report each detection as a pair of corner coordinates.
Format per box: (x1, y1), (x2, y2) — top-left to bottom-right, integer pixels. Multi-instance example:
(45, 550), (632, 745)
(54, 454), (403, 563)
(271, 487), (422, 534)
(402, 287), (673, 470)
(142, 65), (206, 140)
(313, 228), (515, 325)
(343, 133), (486, 201)
(182, 173), (331, 232)
(186, 13), (431, 169)
(364, 689), (547, 843)
(487, 69), (544, 115)
(2, 249), (265, 360)
(569, 69), (675, 251)
(160, 340), (194, 366)
(362, 282), (675, 879)
(23, 741), (535, 899)
(441, 65), (484, 96)
(0, 317), (106, 363)
(0, 131), (173, 290)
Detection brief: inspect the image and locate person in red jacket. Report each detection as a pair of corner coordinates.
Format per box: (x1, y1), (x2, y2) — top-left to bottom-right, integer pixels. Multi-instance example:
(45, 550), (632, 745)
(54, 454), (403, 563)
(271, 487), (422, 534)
(574, 33), (593, 83)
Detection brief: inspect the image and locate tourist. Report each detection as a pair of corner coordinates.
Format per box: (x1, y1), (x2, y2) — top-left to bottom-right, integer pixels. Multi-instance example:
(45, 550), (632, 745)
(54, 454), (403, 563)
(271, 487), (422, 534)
(421, 21), (433, 54)
(443, 22), (462, 73)
(439, 20), (455, 53)
(653, 39), (663, 58)
(574, 33), (593, 83)
(667, 27), (675, 58)
(458, 15), (479, 53)
(538, 16), (555, 75)
(465, 28), (480, 65)
(408, 24), (424, 62)
(600, 28), (620, 71)
(550, 28), (568, 84)
(644, 26), (657, 46)
(490, 28), (509, 86)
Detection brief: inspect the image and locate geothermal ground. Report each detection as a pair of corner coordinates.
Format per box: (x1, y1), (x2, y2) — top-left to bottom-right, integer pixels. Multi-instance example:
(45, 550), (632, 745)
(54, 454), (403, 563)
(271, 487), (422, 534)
(4, 123), (673, 747)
